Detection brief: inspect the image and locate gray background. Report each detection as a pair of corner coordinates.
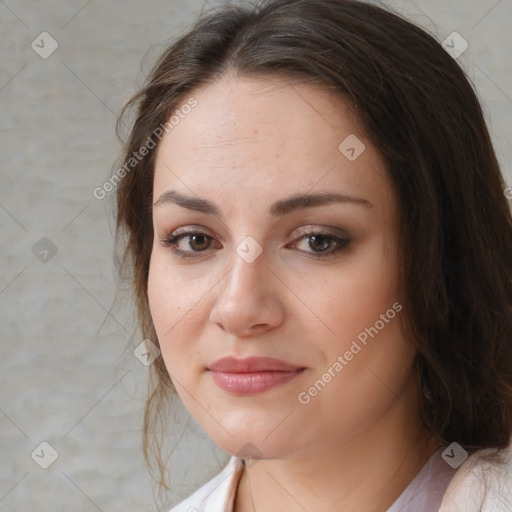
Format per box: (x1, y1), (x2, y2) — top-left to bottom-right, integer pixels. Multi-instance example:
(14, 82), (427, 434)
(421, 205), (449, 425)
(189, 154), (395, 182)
(0, 1), (511, 511)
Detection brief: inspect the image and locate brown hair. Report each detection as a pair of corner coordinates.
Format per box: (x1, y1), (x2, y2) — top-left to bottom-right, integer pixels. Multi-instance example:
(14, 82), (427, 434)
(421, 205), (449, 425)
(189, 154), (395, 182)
(114, 0), (512, 492)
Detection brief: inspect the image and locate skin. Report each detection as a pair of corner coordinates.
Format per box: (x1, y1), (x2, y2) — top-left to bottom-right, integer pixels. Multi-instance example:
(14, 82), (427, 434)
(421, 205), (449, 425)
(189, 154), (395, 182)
(148, 72), (438, 512)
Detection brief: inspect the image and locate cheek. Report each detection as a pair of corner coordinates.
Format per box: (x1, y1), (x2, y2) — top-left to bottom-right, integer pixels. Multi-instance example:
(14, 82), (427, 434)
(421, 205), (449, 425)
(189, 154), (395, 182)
(147, 253), (198, 367)
(148, 248), (207, 326)
(148, 255), (173, 334)
(300, 236), (412, 406)
(299, 236), (401, 354)
(311, 253), (412, 419)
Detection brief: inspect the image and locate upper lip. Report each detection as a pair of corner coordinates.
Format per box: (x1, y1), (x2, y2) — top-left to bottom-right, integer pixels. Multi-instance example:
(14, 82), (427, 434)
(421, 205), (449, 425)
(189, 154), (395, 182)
(209, 356), (304, 373)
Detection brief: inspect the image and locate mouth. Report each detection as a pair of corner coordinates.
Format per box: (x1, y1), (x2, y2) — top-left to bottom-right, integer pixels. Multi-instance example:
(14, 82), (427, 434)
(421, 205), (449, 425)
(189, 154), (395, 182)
(208, 356), (305, 395)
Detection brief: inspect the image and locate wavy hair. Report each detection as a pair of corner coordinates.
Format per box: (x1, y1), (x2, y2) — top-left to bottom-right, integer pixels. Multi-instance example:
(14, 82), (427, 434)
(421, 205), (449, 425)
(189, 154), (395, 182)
(114, 0), (512, 493)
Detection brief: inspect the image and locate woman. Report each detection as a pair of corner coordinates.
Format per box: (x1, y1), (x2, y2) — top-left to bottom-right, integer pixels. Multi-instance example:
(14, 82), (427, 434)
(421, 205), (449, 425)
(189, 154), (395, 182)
(114, 0), (512, 510)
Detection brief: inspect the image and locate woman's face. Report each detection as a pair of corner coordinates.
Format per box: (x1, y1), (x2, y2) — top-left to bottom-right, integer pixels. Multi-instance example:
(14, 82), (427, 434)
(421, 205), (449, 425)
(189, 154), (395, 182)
(148, 74), (420, 460)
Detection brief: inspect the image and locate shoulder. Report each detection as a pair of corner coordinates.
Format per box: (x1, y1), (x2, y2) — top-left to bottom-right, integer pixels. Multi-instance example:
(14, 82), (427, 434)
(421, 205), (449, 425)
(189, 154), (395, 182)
(167, 456), (244, 512)
(439, 439), (512, 512)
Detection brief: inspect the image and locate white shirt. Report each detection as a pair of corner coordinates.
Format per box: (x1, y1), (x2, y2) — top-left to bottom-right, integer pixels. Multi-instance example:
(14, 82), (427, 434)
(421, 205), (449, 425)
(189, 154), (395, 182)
(168, 440), (512, 512)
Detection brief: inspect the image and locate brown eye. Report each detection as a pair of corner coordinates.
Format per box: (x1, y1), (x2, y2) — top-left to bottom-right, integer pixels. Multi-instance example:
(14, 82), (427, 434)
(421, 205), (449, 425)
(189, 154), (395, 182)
(186, 233), (212, 251)
(288, 232), (351, 258)
(307, 234), (334, 253)
(160, 231), (220, 259)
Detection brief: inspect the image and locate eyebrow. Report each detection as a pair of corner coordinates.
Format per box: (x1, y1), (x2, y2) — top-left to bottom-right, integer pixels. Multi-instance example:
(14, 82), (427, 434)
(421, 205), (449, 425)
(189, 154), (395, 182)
(153, 189), (373, 217)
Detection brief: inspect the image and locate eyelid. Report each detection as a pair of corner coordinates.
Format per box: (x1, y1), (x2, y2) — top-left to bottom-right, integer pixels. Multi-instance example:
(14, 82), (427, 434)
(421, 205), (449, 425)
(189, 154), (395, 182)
(290, 224), (349, 237)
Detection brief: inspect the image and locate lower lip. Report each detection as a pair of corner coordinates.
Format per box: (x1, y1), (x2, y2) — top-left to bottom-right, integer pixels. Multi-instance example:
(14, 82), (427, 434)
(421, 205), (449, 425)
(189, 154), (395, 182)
(210, 370), (303, 394)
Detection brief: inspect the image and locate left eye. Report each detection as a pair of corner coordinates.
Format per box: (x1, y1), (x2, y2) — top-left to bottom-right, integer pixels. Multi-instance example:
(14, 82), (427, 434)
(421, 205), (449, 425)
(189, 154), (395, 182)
(288, 233), (350, 257)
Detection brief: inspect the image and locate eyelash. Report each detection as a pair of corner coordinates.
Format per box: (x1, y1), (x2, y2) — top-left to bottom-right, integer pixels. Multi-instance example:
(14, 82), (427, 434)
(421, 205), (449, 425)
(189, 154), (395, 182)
(159, 229), (351, 260)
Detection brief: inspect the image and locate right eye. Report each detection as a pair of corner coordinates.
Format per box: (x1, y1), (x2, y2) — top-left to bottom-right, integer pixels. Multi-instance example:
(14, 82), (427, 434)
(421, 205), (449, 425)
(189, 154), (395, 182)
(160, 231), (221, 259)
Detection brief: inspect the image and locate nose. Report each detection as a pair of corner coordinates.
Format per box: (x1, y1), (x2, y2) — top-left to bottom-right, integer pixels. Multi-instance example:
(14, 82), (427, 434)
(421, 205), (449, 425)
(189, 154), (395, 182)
(209, 252), (285, 337)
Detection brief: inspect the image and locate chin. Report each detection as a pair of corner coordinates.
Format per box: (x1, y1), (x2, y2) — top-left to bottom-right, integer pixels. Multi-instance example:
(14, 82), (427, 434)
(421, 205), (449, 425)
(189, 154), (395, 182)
(196, 407), (304, 461)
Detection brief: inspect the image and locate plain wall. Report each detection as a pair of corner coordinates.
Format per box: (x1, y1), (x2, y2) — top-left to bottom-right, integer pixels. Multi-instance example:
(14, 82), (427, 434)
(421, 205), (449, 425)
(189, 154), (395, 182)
(1, 0), (511, 511)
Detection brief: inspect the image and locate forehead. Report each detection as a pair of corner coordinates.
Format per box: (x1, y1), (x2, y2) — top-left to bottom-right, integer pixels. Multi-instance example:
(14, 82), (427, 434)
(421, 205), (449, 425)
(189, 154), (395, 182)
(153, 73), (395, 222)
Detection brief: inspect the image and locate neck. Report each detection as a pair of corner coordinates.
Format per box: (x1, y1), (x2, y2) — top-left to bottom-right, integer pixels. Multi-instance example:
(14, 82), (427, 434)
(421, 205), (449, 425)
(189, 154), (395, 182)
(234, 390), (439, 512)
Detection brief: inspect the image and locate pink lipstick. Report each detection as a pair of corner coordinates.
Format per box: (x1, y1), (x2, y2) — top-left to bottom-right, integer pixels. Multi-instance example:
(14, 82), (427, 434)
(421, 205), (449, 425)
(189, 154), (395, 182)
(208, 356), (305, 395)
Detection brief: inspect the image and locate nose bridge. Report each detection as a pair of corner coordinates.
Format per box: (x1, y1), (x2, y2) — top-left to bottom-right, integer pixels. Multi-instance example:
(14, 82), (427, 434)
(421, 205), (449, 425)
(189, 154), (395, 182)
(210, 244), (284, 334)
(222, 246), (267, 302)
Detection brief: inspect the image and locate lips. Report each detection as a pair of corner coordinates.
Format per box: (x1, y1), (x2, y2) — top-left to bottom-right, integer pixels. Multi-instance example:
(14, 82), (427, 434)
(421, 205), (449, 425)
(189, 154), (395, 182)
(209, 356), (303, 373)
(208, 356), (305, 395)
